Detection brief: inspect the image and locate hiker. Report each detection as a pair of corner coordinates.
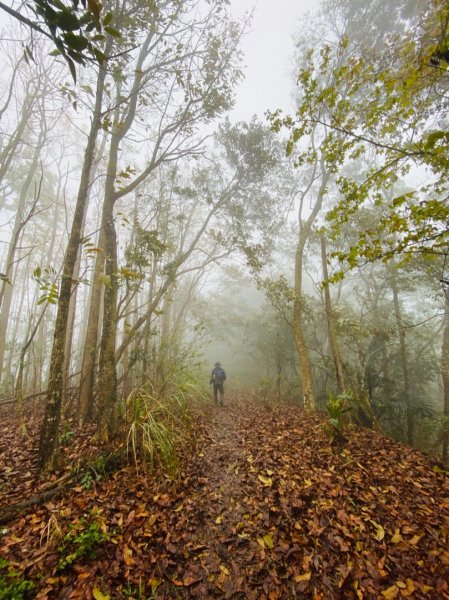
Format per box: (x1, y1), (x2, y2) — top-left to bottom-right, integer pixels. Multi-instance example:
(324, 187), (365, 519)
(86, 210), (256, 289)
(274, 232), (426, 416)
(210, 361), (226, 405)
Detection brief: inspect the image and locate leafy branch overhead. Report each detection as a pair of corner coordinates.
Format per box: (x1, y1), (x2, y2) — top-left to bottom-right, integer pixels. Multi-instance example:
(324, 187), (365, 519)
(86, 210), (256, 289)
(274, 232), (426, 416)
(0, 0), (121, 81)
(269, 1), (449, 269)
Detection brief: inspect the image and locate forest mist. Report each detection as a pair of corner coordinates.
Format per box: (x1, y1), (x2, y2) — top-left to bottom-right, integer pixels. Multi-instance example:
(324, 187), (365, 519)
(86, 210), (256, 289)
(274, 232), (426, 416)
(0, 0), (448, 473)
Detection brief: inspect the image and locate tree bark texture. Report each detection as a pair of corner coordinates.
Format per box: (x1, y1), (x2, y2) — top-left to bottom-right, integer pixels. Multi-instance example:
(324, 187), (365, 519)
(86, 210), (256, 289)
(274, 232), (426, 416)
(38, 63), (107, 472)
(390, 266), (414, 446)
(441, 303), (449, 463)
(293, 238), (315, 410)
(320, 232), (345, 393)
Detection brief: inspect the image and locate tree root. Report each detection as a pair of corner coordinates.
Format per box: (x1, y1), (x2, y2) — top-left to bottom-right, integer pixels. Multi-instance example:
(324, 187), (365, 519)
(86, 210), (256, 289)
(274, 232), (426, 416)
(0, 448), (128, 525)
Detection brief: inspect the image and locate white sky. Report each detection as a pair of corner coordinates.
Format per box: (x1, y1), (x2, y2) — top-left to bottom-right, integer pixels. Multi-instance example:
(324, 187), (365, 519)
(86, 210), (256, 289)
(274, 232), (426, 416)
(229, 0), (321, 122)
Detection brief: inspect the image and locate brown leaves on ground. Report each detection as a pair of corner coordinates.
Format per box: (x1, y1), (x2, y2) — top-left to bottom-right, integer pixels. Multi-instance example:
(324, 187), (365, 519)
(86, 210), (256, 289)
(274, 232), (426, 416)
(1, 396), (449, 599)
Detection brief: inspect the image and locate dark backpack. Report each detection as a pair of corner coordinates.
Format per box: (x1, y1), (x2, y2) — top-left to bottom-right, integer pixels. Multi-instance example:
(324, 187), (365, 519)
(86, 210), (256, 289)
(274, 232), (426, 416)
(213, 367), (226, 382)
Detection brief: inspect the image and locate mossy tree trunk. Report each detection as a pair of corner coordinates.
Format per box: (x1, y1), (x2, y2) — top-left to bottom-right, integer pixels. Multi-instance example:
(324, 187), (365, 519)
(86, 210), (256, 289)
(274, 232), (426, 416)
(38, 63), (107, 472)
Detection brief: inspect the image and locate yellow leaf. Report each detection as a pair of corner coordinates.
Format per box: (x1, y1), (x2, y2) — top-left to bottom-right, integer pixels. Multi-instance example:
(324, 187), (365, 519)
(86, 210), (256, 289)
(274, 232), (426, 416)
(409, 533), (423, 546)
(215, 515), (224, 524)
(263, 534), (274, 548)
(123, 545), (133, 566)
(93, 588), (110, 600)
(220, 565), (230, 576)
(391, 529), (403, 544)
(403, 579), (416, 596)
(174, 504), (183, 513)
(370, 520), (385, 541)
(381, 585), (398, 599)
(396, 581), (406, 589)
(257, 537), (265, 548)
(258, 474), (272, 487)
(295, 572), (311, 583)
(266, 469), (274, 476)
(148, 578), (161, 593)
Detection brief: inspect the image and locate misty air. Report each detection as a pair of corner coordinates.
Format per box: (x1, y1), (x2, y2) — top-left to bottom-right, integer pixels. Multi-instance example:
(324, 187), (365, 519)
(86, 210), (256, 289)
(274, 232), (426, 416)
(0, 0), (448, 598)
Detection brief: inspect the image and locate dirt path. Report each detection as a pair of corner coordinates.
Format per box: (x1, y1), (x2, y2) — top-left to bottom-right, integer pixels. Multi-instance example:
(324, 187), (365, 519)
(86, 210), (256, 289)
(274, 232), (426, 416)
(164, 401), (267, 598)
(1, 396), (449, 599)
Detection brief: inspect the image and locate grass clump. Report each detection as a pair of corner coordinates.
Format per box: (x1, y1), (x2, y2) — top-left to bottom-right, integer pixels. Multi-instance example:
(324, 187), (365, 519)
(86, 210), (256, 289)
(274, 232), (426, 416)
(0, 557), (35, 600)
(125, 384), (188, 476)
(57, 509), (110, 571)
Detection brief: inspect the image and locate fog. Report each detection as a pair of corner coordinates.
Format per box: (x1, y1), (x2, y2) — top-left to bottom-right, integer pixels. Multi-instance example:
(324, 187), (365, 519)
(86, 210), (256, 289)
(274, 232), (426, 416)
(0, 0), (448, 465)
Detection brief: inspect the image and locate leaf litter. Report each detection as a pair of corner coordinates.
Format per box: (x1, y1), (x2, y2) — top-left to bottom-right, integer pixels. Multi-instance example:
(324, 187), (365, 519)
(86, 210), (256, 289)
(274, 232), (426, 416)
(1, 396), (449, 598)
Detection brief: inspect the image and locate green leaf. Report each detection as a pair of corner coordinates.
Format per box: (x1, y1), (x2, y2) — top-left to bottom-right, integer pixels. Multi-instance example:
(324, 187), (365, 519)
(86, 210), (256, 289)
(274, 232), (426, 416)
(53, 10), (81, 32)
(81, 84), (94, 96)
(87, 0), (102, 22)
(104, 26), (121, 38)
(67, 57), (77, 83)
(64, 32), (89, 52)
(103, 12), (113, 26)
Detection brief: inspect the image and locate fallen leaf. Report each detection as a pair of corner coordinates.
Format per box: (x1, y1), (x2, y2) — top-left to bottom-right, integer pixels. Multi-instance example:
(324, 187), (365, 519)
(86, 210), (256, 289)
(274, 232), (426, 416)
(258, 474), (272, 487)
(295, 572), (312, 583)
(123, 545), (133, 566)
(409, 533), (423, 546)
(391, 529), (403, 544)
(370, 520), (385, 542)
(93, 588), (110, 600)
(381, 585), (398, 599)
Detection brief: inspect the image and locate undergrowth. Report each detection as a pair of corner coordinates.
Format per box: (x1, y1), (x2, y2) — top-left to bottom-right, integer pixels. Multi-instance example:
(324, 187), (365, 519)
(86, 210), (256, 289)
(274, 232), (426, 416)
(0, 557), (35, 600)
(57, 509), (110, 571)
(124, 367), (203, 476)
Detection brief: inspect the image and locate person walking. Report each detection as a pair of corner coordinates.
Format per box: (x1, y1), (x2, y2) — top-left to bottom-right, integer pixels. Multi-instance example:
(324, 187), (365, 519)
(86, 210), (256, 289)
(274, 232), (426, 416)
(210, 361), (226, 405)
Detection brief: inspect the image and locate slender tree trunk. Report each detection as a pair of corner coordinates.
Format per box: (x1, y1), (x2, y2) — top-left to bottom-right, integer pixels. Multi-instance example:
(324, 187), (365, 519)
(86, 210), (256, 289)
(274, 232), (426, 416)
(292, 157), (330, 410)
(390, 266), (414, 445)
(96, 197), (119, 439)
(293, 238), (315, 410)
(96, 128), (120, 439)
(0, 85), (34, 190)
(0, 121), (46, 382)
(62, 252), (80, 409)
(78, 228), (105, 422)
(38, 63), (107, 472)
(441, 301), (449, 463)
(16, 307), (47, 433)
(320, 232), (345, 393)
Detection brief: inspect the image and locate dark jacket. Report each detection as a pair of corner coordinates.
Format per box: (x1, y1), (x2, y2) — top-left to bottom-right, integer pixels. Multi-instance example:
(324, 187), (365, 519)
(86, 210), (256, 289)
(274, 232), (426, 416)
(210, 366), (226, 385)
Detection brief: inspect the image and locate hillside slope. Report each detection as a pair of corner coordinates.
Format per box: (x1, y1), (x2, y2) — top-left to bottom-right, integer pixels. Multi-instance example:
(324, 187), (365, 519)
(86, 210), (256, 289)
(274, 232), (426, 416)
(1, 397), (449, 599)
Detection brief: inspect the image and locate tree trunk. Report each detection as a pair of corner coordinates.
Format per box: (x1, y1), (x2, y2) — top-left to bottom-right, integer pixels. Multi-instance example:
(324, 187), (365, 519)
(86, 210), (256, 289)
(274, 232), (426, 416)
(441, 302), (449, 463)
(38, 63), (107, 472)
(293, 238), (315, 410)
(78, 229), (105, 423)
(96, 128), (120, 439)
(0, 85), (34, 191)
(96, 193), (119, 439)
(0, 120), (46, 383)
(390, 266), (414, 445)
(320, 232), (345, 393)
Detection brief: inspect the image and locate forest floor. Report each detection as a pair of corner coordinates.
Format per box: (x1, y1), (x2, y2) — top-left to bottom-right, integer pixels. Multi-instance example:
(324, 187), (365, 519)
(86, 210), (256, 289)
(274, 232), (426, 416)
(1, 395), (449, 599)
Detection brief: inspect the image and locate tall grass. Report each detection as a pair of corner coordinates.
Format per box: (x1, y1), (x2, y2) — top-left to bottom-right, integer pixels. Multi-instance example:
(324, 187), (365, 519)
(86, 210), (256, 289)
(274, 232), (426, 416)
(124, 362), (206, 476)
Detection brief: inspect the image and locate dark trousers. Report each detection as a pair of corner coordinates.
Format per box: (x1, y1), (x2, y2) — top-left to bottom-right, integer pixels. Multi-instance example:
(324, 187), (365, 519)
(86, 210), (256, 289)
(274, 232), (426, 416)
(213, 382), (224, 405)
